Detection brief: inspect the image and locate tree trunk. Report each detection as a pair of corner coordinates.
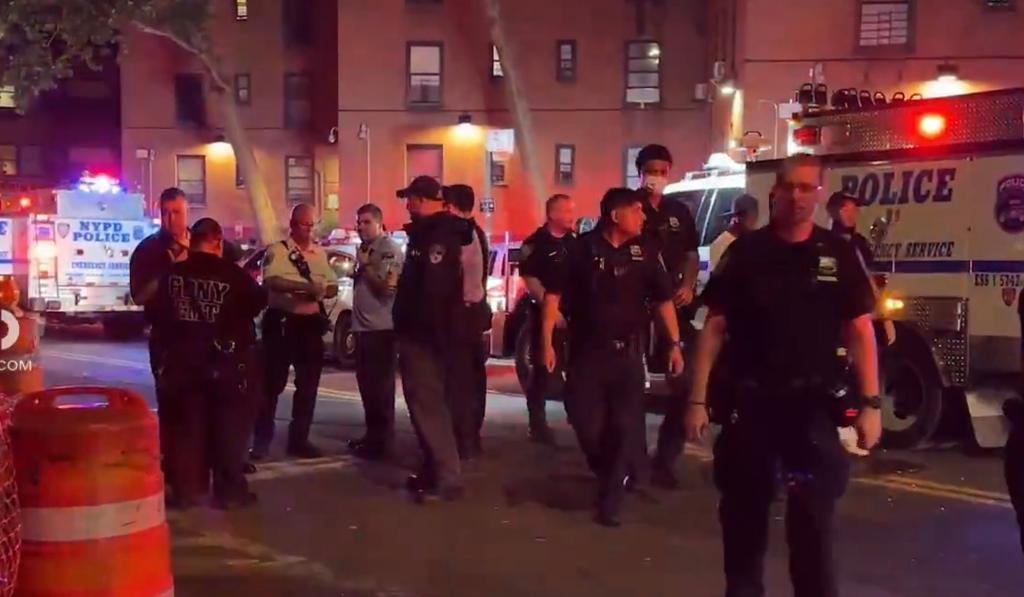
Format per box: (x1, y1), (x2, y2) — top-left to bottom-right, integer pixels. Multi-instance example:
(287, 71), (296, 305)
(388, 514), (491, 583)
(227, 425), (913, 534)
(216, 91), (280, 244)
(482, 0), (547, 223)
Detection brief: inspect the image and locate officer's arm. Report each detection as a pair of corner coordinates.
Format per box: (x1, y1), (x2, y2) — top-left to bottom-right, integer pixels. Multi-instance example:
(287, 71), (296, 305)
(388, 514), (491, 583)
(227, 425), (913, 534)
(847, 314), (880, 397)
(541, 292), (561, 352)
(679, 208), (701, 292)
(262, 245), (315, 294)
(653, 300), (682, 345)
(129, 243), (160, 305)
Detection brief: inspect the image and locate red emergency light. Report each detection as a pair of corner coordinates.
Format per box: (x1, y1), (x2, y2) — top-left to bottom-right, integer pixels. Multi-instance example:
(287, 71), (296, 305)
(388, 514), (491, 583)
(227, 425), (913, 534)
(916, 113), (948, 140)
(792, 126), (821, 147)
(18, 196), (31, 209)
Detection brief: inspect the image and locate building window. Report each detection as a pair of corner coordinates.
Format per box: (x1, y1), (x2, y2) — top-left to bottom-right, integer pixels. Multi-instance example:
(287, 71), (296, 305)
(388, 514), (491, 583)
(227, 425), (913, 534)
(283, 1), (313, 46)
(858, 1), (911, 48)
(174, 74), (206, 128)
(234, 74), (251, 105)
(235, 0), (248, 21)
(626, 41), (661, 106)
(286, 156), (314, 204)
(0, 146), (17, 176)
(557, 40), (577, 82)
(176, 156), (206, 205)
(284, 73), (311, 129)
(408, 43), (443, 107)
(406, 144), (443, 183)
(0, 86), (14, 109)
(491, 45), (504, 78)
(555, 144), (575, 185)
(624, 145), (645, 189)
(18, 146), (43, 177)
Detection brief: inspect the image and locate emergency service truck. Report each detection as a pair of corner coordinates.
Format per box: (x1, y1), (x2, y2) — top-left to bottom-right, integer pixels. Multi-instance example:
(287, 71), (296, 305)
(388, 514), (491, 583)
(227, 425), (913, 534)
(2, 175), (156, 338)
(746, 87), (1024, 449)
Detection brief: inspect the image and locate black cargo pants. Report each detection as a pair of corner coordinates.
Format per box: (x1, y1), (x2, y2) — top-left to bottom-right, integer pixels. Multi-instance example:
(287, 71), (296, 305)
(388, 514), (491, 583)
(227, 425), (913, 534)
(651, 304), (698, 472)
(713, 399), (850, 597)
(354, 330), (397, 452)
(563, 339), (646, 515)
(526, 315), (567, 430)
(1005, 402), (1024, 554)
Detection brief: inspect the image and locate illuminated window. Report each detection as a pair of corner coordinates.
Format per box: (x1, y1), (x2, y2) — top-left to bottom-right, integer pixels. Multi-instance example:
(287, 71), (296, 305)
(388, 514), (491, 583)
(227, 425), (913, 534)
(0, 86), (16, 109)
(235, 0), (248, 21)
(557, 40), (577, 82)
(626, 41), (660, 105)
(491, 45), (504, 78)
(624, 145), (645, 188)
(286, 156), (314, 204)
(408, 43), (442, 107)
(858, 1), (910, 48)
(176, 155), (206, 205)
(0, 146), (16, 176)
(556, 144), (575, 185)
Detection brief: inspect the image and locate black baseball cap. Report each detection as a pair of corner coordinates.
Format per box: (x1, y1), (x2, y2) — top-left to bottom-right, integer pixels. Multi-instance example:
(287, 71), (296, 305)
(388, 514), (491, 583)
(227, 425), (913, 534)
(442, 184), (475, 212)
(396, 175), (442, 200)
(599, 188), (644, 219)
(728, 194), (759, 217)
(826, 191), (860, 212)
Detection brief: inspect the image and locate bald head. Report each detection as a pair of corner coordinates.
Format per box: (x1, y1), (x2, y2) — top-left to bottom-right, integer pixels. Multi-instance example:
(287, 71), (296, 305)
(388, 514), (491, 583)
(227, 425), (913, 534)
(289, 203), (316, 246)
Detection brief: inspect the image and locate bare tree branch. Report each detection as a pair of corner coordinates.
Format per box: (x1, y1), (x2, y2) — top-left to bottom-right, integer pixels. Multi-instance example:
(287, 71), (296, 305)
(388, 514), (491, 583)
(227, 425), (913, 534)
(131, 20), (230, 92)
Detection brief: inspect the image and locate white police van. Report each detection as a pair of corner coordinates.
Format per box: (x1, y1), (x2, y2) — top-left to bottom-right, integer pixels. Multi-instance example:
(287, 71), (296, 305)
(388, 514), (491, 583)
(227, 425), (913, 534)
(4, 175), (157, 337)
(746, 88), (1024, 448)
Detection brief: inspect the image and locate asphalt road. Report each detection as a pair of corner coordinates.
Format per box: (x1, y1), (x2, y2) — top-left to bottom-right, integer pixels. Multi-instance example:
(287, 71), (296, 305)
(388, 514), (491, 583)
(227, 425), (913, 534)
(30, 325), (1024, 597)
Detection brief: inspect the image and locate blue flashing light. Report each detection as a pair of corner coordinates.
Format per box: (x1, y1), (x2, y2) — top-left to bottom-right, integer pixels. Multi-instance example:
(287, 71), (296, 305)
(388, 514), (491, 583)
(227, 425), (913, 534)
(77, 173), (123, 194)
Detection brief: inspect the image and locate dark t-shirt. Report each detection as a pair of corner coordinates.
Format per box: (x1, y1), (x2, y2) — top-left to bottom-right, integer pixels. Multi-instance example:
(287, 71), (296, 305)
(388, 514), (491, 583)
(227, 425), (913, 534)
(641, 194), (699, 285)
(520, 225), (575, 288)
(703, 226), (876, 387)
(545, 229), (674, 345)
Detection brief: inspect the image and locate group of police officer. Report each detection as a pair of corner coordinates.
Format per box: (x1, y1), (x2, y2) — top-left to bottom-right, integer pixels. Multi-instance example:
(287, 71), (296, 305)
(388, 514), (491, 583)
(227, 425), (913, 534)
(129, 145), (886, 596)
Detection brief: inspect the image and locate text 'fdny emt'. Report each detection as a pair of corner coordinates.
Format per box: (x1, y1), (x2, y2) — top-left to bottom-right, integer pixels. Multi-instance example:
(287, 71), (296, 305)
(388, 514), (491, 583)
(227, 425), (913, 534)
(745, 87), (1024, 451)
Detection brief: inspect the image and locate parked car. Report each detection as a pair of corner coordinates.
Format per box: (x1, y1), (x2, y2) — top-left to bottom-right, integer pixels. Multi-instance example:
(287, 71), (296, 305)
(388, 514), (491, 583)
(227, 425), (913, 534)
(238, 245), (358, 368)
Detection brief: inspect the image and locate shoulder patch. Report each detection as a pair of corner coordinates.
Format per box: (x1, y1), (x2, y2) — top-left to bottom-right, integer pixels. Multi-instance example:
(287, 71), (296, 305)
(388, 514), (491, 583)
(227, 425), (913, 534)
(429, 243), (446, 264)
(668, 216), (680, 230)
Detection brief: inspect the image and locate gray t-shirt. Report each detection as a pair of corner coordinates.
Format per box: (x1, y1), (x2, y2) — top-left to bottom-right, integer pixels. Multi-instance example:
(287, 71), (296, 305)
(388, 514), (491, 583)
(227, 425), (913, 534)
(460, 231), (485, 304)
(352, 235), (403, 331)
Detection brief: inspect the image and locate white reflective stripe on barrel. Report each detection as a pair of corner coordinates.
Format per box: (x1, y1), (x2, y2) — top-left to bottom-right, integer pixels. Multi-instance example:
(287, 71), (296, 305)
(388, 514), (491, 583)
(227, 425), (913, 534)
(20, 492), (166, 542)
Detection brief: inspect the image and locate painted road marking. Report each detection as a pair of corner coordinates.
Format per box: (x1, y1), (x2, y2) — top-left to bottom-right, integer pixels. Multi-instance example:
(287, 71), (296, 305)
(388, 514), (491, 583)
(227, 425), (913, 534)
(42, 348), (1013, 509)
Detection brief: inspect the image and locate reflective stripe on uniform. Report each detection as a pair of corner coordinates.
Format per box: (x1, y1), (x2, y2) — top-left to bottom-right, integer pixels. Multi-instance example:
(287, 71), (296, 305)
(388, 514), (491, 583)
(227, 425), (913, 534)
(20, 492), (166, 542)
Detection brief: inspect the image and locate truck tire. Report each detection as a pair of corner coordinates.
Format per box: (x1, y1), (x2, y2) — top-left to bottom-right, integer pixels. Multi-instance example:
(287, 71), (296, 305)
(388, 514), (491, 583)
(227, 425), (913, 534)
(879, 339), (944, 449)
(333, 311), (356, 369)
(102, 315), (146, 340)
(514, 320), (533, 393)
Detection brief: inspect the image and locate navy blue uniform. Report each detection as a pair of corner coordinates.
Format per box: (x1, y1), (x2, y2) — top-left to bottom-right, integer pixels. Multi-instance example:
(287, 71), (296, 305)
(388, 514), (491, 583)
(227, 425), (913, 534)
(702, 226), (875, 597)
(546, 229), (674, 520)
(393, 211), (473, 493)
(519, 225), (575, 434)
(641, 195), (700, 476)
(151, 252), (267, 506)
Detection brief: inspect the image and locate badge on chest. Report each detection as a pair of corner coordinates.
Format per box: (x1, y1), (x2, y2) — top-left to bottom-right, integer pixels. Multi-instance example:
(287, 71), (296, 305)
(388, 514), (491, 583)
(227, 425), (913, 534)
(668, 216), (680, 230)
(817, 255), (839, 282)
(629, 244), (644, 261)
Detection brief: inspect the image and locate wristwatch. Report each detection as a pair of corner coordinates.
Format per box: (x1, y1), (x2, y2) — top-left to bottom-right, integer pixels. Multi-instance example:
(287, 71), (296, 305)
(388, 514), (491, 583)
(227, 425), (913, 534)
(860, 395), (882, 410)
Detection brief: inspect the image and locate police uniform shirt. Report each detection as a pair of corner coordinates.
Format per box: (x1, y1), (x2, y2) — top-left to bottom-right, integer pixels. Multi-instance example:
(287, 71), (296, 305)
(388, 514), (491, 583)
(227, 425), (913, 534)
(641, 195), (699, 284)
(849, 232), (875, 272)
(520, 225), (575, 286)
(392, 212), (471, 347)
(263, 238), (337, 315)
(152, 252), (268, 359)
(702, 226), (876, 387)
(352, 234), (403, 332)
(130, 229), (189, 311)
(545, 229), (675, 345)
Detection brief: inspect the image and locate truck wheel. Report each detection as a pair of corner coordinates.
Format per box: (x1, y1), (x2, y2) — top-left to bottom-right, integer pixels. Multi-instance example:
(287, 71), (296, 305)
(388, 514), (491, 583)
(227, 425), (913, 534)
(333, 312), (356, 369)
(102, 315), (146, 340)
(514, 321), (533, 393)
(879, 342), (944, 449)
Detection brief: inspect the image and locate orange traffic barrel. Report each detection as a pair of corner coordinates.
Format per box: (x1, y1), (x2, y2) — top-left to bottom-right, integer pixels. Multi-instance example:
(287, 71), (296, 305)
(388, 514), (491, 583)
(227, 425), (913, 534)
(11, 387), (173, 597)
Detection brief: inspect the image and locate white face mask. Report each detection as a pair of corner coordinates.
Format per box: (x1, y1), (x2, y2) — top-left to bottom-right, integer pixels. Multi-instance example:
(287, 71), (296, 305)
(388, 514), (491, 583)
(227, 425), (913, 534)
(642, 175), (668, 195)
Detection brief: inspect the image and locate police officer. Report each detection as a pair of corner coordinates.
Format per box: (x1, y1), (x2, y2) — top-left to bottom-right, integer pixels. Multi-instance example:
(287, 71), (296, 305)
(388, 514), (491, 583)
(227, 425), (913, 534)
(251, 204), (338, 460)
(634, 144), (701, 490)
(150, 218), (267, 509)
(709, 194), (759, 272)
(826, 192), (874, 269)
(393, 175), (473, 501)
(130, 187), (191, 491)
(542, 188), (684, 527)
(520, 193), (576, 445)
(686, 154), (882, 597)
(442, 184), (490, 460)
(1006, 289), (1024, 553)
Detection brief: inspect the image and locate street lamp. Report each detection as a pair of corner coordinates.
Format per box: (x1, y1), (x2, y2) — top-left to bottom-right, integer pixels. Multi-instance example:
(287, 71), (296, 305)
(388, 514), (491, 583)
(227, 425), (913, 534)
(937, 63), (959, 82)
(457, 112), (473, 127)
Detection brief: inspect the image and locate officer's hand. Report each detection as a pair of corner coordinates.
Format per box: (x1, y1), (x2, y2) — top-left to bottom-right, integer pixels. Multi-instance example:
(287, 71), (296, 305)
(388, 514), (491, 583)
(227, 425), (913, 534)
(543, 343), (557, 373)
(855, 408), (883, 450)
(673, 286), (695, 307)
(882, 319), (896, 346)
(684, 403), (709, 442)
(668, 345), (684, 377)
(309, 280), (327, 299)
(357, 247), (371, 267)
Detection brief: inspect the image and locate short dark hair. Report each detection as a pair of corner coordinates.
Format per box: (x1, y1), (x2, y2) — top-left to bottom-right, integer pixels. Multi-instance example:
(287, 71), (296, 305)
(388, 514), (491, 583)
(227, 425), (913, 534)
(635, 144), (673, 173)
(599, 187), (643, 220)
(357, 203), (383, 222)
(159, 187), (186, 204)
(776, 153), (824, 185)
(545, 193), (570, 216)
(190, 217), (223, 248)
(442, 184), (475, 213)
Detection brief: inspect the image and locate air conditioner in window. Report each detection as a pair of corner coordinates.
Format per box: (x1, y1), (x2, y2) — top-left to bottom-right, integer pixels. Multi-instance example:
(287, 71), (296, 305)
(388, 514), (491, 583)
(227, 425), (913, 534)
(490, 153), (509, 186)
(627, 88), (660, 106)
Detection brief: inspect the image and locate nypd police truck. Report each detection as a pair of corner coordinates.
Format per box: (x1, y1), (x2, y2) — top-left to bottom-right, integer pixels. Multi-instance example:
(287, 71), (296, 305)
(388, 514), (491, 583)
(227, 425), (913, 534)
(746, 87), (1024, 449)
(1, 175), (156, 337)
